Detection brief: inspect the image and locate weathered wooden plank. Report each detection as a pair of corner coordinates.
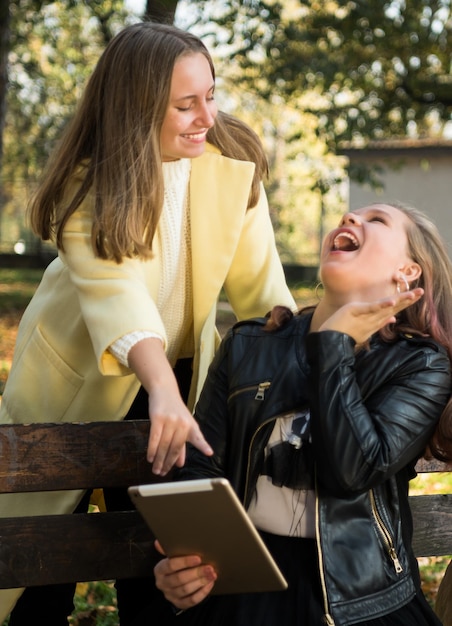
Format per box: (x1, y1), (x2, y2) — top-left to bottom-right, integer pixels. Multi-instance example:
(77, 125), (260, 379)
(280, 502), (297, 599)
(0, 495), (449, 588)
(414, 458), (452, 474)
(0, 421), (163, 492)
(411, 494), (452, 557)
(0, 511), (157, 588)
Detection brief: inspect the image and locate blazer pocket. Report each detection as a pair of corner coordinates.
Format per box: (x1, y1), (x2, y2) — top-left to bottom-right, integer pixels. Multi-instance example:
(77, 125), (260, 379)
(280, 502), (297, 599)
(3, 327), (83, 423)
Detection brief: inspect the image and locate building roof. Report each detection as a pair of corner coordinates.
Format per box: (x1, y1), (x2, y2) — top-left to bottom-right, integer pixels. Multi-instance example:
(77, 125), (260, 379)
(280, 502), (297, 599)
(340, 138), (452, 158)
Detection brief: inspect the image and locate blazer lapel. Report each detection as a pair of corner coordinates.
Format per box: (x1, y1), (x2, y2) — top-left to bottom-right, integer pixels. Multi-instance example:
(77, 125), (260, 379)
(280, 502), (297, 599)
(189, 148), (255, 334)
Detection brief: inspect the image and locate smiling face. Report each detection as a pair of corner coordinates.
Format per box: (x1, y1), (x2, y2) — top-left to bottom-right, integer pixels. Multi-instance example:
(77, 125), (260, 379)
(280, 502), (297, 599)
(320, 204), (421, 301)
(160, 52), (218, 162)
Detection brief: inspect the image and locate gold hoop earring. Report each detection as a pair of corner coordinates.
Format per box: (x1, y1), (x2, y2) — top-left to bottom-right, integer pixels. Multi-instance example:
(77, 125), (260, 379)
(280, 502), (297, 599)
(315, 282), (324, 300)
(396, 276), (410, 293)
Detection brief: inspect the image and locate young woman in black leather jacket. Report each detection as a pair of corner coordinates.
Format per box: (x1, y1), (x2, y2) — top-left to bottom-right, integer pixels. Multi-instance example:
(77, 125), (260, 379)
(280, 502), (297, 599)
(152, 202), (452, 626)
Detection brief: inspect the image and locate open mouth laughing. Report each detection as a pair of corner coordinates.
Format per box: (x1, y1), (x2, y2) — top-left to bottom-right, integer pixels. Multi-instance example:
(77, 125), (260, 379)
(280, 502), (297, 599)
(332, 231), (359, 252)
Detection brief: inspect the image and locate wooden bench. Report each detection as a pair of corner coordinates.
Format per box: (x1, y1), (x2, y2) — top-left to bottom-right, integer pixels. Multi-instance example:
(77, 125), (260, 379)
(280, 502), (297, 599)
(0, 420), (163, 588)
(0, 422), (451, 595)
(410, 457), (452, 558)
(414, 458), (452, 626)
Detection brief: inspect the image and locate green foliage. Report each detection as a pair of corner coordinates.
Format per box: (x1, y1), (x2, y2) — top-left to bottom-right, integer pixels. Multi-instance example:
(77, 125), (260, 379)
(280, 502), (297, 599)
(4, 0), (452, 263)
(187, 0), (452, 147)
(176, 0), (452, 260)
(70, 581), (118, 625)
(1, 0), (137, 249)
(4, 0), (131, 188)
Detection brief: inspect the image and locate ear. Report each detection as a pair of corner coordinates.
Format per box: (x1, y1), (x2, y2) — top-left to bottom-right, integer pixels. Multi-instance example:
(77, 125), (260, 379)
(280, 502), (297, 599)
(400, 261), (422, 284)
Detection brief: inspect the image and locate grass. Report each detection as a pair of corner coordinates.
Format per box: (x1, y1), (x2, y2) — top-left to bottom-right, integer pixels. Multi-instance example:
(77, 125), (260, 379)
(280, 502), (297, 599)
(0, 268), (44, 394)
(0, 268), (44, 313)
(70, 581), (118, 625)
(0, 268), (450, 622)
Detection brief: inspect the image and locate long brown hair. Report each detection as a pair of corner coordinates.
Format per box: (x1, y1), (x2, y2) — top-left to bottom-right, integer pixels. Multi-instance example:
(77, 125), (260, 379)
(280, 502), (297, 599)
(387, 202), (452, 461)
(28, 23), (268, 263)
(266, 203), (452, 461)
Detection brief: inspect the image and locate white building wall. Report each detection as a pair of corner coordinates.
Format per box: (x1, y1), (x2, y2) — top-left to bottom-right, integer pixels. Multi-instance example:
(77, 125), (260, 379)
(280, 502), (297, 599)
(346, 149), (452, 255)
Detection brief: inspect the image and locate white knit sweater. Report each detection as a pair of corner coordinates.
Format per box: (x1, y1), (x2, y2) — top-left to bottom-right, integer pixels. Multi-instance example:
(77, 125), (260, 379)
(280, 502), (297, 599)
(109, 159), (194, 367)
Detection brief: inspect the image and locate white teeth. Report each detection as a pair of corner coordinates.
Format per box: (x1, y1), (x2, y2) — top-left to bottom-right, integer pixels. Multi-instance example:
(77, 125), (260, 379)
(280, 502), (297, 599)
(333, 232), (359, 251)
(182, 132), (206, 140)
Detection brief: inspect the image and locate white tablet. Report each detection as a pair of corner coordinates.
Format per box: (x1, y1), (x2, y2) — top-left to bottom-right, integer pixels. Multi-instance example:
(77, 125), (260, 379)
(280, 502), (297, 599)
(128, 477), (288, 595)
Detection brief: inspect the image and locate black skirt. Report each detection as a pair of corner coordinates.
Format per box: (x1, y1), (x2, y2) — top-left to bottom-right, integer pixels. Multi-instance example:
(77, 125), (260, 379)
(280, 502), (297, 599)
(166, 532), (442, 626)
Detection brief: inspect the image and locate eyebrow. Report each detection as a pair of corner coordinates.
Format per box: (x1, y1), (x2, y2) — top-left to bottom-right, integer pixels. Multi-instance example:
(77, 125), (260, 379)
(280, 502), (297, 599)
(360, 208), (393, 220)
(173, 84), (215, 103)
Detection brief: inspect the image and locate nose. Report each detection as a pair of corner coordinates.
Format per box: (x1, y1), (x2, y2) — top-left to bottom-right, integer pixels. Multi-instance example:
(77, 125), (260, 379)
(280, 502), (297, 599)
(196, 101), (217, 128)
(341, 212), (361, 226)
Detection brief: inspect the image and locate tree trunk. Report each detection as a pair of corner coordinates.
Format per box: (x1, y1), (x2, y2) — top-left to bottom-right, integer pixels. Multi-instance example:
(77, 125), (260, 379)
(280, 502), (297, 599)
(144, 0), (178, 24)
(0, 1), (10, 173)
(0, 0), (10, 241)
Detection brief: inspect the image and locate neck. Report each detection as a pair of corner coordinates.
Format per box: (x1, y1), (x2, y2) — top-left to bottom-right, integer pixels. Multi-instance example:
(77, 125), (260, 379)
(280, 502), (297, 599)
(310, 290), (367, 331)
(310, 298), (338, 332)
(310, 283), (395, 332)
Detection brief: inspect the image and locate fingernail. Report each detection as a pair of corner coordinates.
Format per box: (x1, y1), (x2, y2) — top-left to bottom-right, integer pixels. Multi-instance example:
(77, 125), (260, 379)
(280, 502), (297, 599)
(204, 566), (216, 581)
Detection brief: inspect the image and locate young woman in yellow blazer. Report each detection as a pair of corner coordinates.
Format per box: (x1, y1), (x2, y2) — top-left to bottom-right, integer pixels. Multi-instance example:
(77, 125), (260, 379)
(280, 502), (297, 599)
(0, 22), (295, 625)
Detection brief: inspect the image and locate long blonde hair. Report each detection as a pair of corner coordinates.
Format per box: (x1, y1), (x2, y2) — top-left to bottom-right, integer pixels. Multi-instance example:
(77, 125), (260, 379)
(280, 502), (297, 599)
(383, 202), (452, 461)
(28, 23), (268, 263)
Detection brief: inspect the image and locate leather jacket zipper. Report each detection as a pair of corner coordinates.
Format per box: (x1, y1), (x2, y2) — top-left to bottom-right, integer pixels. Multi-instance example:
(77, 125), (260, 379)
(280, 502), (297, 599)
(228, 380), (273, 502)
(228, 380), (272, 402)
(255, 381), (271, 400)
(369, 489), (403, 574)
(243, 414), (276, 502)
(315, 478), (336, 625)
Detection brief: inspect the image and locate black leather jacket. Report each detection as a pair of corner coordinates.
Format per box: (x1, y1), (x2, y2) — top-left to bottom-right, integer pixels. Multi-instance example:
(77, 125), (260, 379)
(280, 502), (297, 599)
(180, 313), (451, 625)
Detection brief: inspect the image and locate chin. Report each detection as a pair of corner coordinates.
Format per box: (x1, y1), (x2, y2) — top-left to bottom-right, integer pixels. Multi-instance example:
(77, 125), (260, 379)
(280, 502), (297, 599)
(186, 145), (207, 159)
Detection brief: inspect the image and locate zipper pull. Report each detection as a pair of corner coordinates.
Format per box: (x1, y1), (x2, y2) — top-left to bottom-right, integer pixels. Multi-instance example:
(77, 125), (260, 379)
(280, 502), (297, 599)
(389, 548), (403, 574)
(255, 381), (271, 400)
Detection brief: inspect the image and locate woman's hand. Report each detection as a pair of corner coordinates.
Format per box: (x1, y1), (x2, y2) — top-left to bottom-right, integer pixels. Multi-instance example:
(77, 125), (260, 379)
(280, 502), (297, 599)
(146, 384), (212, 475)
(318, 288), (424, 345)
(154, 541), (217, 609)
(128, 338), (213, 476)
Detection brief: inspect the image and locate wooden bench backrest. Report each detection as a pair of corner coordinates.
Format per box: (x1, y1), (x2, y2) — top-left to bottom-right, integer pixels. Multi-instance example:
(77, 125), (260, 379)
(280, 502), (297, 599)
(0, 421), (162, 588)
(409, 457), (452, 558)
(0, 421), (450, 589)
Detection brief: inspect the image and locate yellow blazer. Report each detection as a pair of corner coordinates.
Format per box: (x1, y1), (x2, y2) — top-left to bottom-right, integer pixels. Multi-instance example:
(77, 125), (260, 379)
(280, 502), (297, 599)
(1, 145), (294, 424)
(0, 146), (294, 617)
